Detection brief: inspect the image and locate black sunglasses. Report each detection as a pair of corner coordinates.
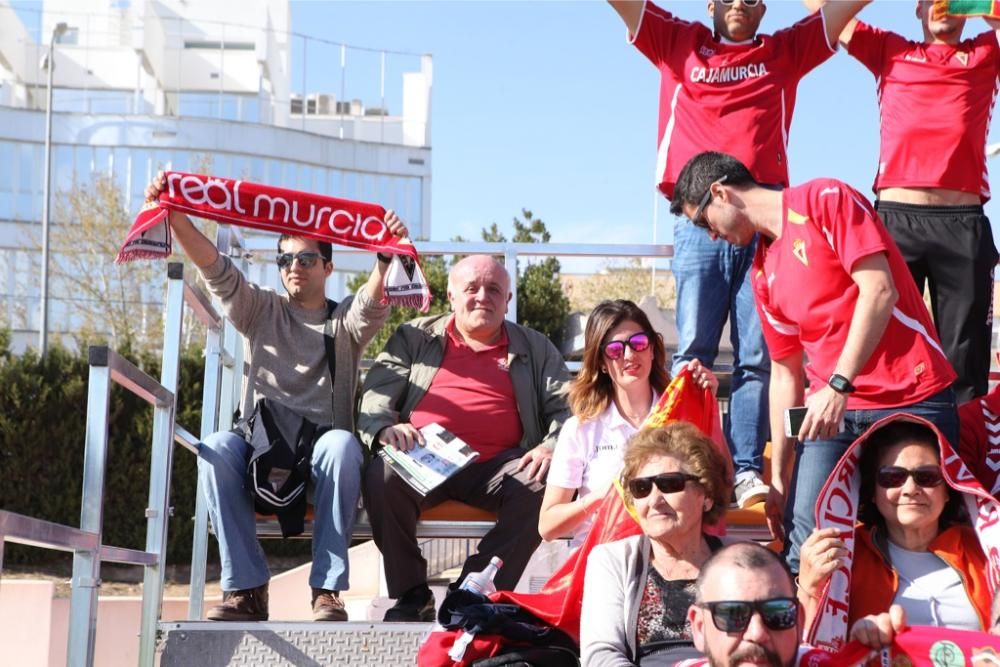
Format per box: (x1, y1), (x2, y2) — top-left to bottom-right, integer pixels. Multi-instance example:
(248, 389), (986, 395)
(876, 465), (945, 489)
(721, 0), (762, 6)
(276, 251), (322, 270)
(698, 598), (798, 633)
(627, 472), (700, 499)
(690, 175), (729, 230)
(601, 332), (652, 360)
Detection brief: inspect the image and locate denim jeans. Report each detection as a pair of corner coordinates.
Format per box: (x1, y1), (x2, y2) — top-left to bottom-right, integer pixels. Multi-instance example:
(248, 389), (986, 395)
(781, 388), (958, 573)
(671, 220), (771, 476)
(198, 428), (363, 592)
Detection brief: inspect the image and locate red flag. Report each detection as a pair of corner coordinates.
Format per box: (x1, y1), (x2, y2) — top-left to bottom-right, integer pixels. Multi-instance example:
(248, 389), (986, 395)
(490, 366), (726, 643)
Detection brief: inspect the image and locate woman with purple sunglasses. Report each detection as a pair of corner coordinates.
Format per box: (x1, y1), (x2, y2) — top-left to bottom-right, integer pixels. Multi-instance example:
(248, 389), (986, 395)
(538, 299), (717, 548)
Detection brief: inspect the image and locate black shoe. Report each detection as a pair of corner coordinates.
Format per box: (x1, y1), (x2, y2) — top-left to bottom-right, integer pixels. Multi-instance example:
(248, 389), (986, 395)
(383, 584), (435, 622)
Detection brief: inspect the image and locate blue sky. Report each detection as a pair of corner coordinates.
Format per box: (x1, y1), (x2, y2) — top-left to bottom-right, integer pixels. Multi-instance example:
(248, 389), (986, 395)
(291, 0), (1000, 263)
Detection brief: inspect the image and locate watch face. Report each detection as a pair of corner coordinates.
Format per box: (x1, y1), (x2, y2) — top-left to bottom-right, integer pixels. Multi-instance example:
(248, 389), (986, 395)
(830, 375), (852, 393)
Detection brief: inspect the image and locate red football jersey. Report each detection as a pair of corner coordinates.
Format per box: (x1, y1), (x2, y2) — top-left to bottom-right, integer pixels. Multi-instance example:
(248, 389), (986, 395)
(958, 385), (1000, 497)
(751, 179), (956, 410)
(631, 2), (836, 197)
(848, 21), (1000, 202)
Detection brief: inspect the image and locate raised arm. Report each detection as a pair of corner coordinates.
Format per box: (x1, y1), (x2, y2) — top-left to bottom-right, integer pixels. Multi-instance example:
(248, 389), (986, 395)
(608, 0), (644, 37)
(983, 15), (1000, 42)
(803, 0), (867, 47)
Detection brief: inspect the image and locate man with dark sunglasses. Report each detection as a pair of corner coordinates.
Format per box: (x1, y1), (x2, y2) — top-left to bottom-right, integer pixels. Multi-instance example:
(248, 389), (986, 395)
(804, 0), (1000, 407)
(607, 0), (870, 512)
(688, 542), (803, 667)
(669, 152), (958, 576)
(143, 173), (409, 623)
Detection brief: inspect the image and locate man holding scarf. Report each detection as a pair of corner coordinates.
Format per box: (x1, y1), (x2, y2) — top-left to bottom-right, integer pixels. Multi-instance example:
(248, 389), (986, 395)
(143, 173), (408, 623)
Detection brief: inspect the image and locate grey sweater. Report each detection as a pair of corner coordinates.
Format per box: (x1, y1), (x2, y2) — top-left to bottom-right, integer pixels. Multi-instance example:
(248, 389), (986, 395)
(201, 254), (389, 430)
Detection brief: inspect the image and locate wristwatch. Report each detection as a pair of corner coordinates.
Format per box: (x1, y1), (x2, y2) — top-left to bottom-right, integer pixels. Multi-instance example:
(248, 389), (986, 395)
(377, 252), (393, 264)
(828, 373), (856, 395)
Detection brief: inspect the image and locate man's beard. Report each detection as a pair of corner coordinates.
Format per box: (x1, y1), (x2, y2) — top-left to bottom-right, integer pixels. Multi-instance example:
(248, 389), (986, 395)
(707, 644), (790, 667)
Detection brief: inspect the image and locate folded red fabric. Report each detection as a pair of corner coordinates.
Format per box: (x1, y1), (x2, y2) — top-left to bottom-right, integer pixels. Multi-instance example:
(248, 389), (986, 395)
(117, 171), (430, 311)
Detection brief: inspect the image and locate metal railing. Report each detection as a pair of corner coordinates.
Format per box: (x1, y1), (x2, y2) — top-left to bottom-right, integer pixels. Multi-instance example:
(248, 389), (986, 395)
(0, 260), (224, 666)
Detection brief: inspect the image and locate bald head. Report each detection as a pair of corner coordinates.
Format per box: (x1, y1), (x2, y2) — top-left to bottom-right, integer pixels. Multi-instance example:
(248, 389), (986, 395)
(447, 254), (512, 345)
(695, 542), (794, 601)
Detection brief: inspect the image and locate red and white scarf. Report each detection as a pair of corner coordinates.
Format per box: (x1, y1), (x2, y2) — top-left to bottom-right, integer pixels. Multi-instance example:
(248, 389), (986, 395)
(807, 413), (1000, 651)
(117, 171), (431, 311)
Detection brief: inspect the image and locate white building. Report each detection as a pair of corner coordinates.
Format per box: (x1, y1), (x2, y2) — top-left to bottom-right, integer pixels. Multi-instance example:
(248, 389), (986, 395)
(0, 0), (432, 353)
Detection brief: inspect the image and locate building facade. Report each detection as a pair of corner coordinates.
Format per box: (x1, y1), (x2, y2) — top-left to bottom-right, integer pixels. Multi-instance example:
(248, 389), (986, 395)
(0, 0), (432, 353)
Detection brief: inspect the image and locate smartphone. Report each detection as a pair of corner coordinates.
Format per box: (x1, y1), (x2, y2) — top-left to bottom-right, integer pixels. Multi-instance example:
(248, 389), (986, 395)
(784, 407), (807, 438)
(784, 407), (846, 438)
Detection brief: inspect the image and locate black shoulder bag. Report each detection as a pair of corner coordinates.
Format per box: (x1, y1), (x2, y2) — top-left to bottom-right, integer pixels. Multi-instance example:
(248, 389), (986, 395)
(238, 299), (338, 538)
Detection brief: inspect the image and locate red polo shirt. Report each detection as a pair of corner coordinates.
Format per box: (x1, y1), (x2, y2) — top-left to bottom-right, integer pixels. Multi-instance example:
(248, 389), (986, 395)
(408, 318), (524, 462)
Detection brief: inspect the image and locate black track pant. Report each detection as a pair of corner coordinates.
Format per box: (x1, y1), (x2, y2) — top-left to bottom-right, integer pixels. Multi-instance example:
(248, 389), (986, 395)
(876, 201), (998, 403)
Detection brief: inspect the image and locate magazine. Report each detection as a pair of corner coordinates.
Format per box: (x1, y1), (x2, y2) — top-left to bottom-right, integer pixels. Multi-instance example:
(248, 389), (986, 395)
(377, 422), (480, 495)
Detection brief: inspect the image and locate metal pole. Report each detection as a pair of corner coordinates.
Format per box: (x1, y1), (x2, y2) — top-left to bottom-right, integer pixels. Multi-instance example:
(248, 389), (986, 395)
(38, 22), (66, 356)
(38, 40), (55, 356)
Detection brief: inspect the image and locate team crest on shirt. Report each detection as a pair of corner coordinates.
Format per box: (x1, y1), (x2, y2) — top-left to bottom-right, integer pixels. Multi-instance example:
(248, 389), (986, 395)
(792, 239), (808, 266)
(955, 51), (969, 66)
(497, 358), (510, 373)
(699, 45), (715, 57)
(787, 209), (809, 225)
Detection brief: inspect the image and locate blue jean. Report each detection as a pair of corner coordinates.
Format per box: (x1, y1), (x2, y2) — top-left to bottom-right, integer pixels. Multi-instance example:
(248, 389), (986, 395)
(198, 429), (363, 592)
(781, 389), (958, 573)
(671, 220), (771, 476)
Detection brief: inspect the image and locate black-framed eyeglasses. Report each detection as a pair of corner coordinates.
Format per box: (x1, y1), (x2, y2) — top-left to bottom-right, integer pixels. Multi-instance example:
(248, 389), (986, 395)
(721, 0), (762, 7)
(627, 472), (700, 499)
(691, 174), (729, 230)
(876, 465), (945, 489)
(601, 332), (652, 360)
(276, 251), (322, 270)
(698, 598), (798, 633)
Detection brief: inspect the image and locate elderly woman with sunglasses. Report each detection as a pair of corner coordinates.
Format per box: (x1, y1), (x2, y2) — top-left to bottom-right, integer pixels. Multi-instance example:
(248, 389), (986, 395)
(539, 299), (717, 547)
(580, 422), (732, 666)
(797, 417), (994, 634)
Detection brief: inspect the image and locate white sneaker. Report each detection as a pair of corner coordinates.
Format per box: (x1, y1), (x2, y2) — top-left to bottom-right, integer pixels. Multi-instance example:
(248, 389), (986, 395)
(734, 471), (768, 509)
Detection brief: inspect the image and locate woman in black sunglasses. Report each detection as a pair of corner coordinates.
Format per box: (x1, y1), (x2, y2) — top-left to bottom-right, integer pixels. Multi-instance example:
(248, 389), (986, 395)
(540, 299), (716, 549)
(580, 422), (731, 665)
(797, 417), (994, 642)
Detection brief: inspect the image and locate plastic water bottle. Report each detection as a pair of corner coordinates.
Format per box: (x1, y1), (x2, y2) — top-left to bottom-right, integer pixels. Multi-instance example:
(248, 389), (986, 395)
(458, 556), (503, 596)
(449, 556), (505, 661)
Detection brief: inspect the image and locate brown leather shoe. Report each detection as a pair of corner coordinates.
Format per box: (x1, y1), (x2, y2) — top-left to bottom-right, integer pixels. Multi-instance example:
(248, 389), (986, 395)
(311, 588), (348, 622)
(206, 584), (269, 621)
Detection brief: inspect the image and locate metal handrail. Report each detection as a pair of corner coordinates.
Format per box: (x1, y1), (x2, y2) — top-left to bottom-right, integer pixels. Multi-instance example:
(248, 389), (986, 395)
(0, 261), (222, 667)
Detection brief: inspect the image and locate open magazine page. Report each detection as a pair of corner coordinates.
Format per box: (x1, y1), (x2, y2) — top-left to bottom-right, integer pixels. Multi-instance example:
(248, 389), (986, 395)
(377, 422), (480, 495)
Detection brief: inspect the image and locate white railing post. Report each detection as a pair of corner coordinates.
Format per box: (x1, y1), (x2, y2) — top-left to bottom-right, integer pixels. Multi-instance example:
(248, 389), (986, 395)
(187, 322), (222, 619)
(66, 347), (112, 667)
(138, 263), (185, 666)
(504, 245), (518, 323)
